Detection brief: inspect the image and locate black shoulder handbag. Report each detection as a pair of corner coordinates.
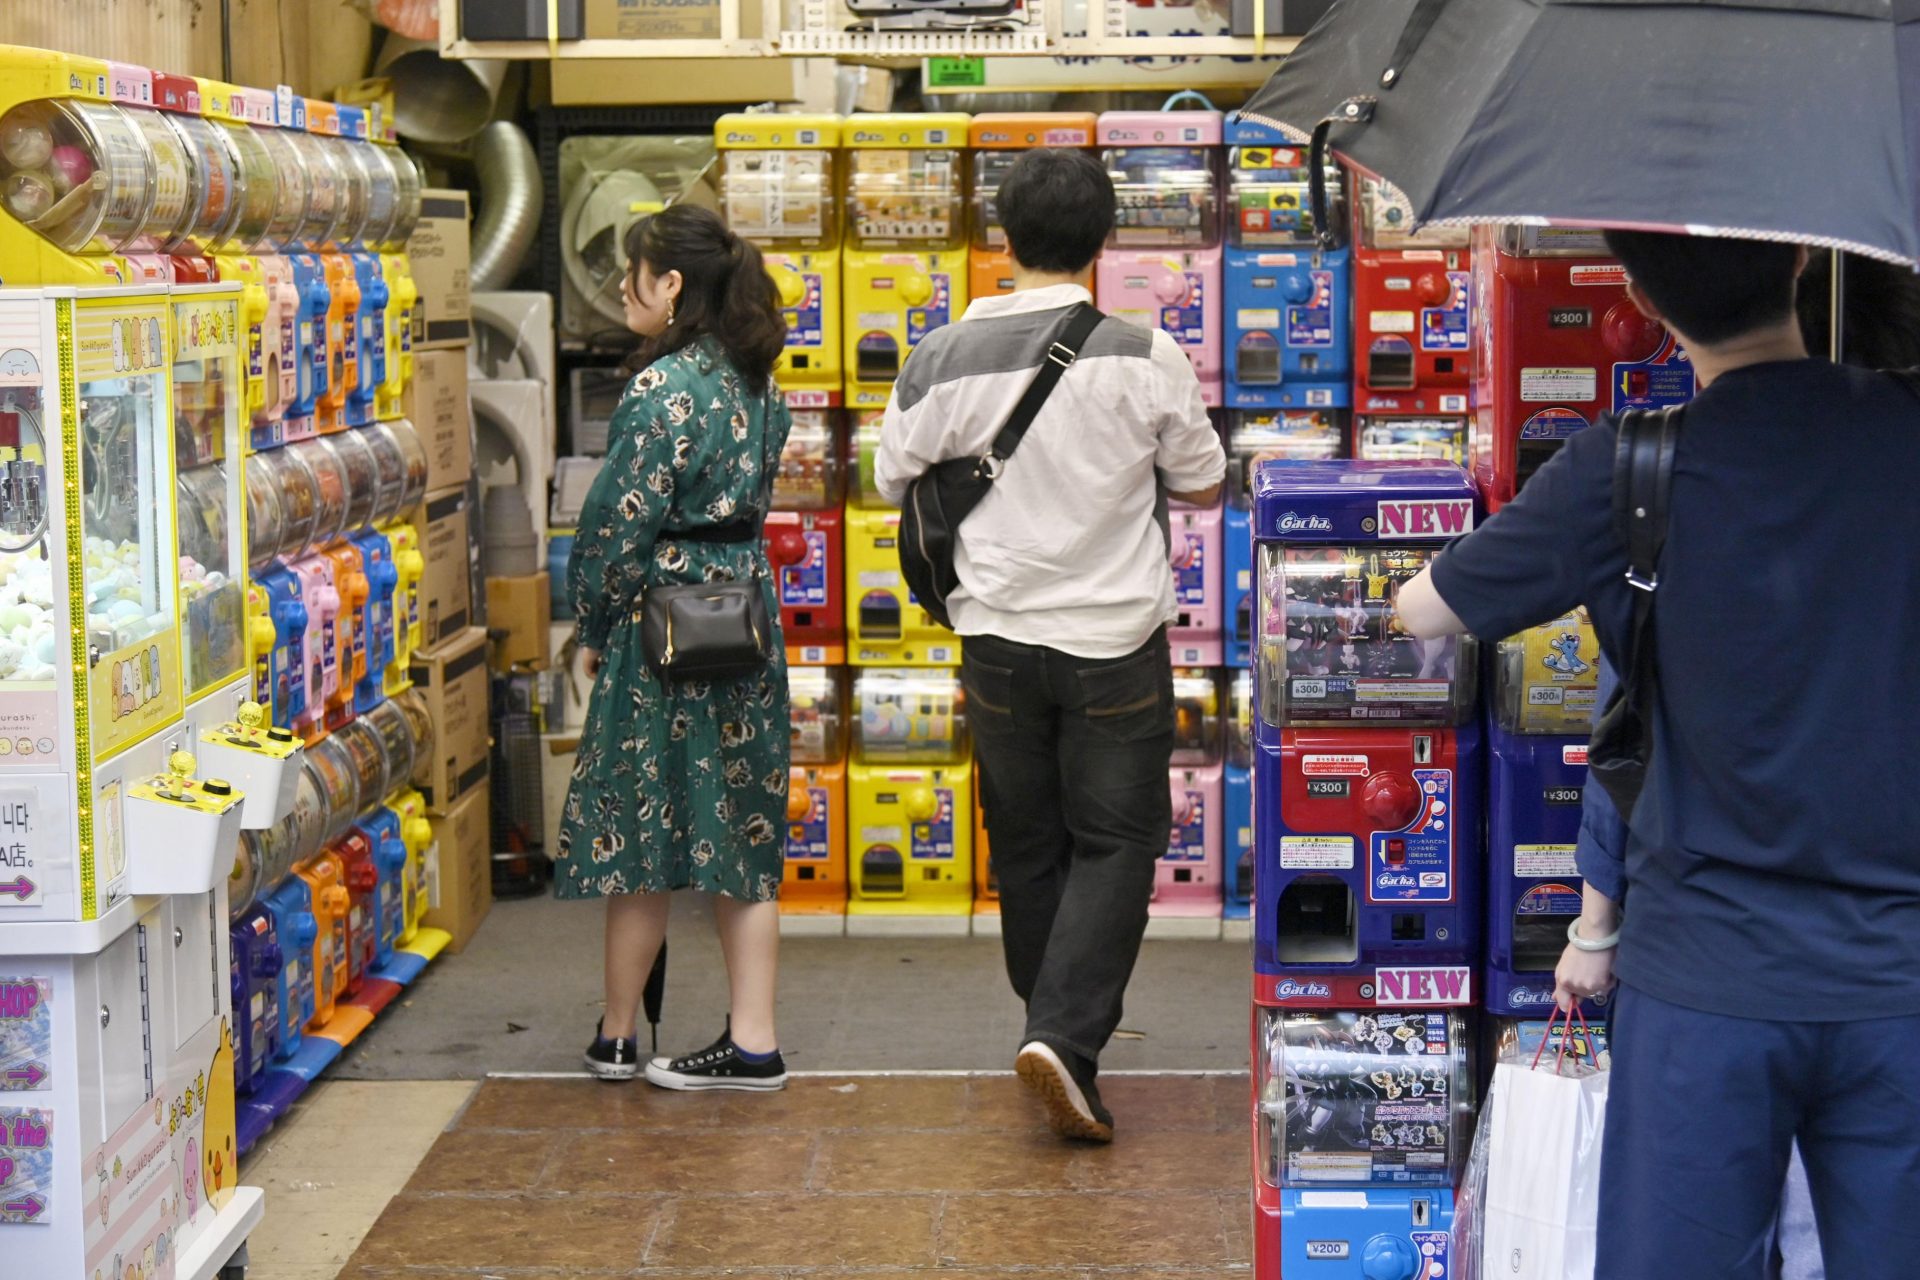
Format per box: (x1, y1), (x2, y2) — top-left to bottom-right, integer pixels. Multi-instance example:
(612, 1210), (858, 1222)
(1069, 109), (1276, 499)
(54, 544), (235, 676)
(1586, 404), (1683, 817)
(640, 391), (779, 683)
(900, 302), (1104, 630)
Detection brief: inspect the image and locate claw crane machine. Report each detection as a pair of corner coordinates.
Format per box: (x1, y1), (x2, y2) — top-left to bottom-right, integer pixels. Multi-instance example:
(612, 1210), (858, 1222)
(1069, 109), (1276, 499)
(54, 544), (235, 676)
(716, 113), (844, 408)
(0, 46), (269, 1280)
(1096, 103), (1225, 405)
(967, 113), (1099, 301)
(846, 669), (973, 936)
(1350, 173), (1473, 463)
(841, 113), (970, 411)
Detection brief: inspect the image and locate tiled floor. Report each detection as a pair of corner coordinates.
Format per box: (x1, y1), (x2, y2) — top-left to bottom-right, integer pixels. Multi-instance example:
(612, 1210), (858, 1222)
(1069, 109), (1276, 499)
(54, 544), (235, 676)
(238, 1079), (477, 1279)
(332, 1073), (1254, 1278)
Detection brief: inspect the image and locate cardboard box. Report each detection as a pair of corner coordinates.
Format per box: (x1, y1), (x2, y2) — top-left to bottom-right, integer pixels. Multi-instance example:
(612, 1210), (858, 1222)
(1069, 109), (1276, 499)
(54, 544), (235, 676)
(408, 626), (492, 814)
(423, 780), (492, 953)
(586, 0), (717, 39)
(408, 189), (472, 349)
(540, 731), (581, 865)
(548, 58), (792, 105)
(412, 486), (475, 652)
(486, 573), (553, 670)
(403, 348), (475, 493)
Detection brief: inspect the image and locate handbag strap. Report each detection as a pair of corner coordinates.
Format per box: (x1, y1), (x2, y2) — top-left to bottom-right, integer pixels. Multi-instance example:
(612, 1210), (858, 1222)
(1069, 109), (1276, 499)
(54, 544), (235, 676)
(1610, 403), (1684, 717)
(978, 302), (1105, 479)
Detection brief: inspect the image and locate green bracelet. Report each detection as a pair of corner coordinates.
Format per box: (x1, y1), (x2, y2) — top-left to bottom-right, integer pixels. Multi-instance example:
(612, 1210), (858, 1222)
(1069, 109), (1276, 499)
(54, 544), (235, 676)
(1567, 918), (1621, 952)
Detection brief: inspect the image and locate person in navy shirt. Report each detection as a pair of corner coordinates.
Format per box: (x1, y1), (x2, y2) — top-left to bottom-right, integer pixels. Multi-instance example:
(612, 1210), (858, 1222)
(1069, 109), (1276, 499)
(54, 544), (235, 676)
(1396, 231), (1920, 1280)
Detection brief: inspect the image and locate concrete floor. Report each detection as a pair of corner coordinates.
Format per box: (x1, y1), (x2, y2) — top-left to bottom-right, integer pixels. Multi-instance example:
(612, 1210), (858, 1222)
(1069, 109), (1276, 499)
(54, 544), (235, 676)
(332, 892), (1252, 1079)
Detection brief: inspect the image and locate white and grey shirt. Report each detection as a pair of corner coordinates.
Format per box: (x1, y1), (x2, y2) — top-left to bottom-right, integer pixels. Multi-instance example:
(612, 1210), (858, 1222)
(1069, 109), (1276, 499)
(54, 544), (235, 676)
(875, 283), (1227, 659)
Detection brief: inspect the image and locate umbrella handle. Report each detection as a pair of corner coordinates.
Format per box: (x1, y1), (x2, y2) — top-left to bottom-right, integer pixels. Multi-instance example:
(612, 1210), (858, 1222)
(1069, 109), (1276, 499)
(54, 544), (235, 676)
(1160, 90), (1220, 113)
(1309, 99), (1372, 252)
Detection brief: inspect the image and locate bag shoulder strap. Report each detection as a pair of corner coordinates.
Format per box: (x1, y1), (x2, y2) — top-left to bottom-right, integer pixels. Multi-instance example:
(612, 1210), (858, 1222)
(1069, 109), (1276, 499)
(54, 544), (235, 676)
(982, 302), (1105, 472)
(1611, 404), (1684, 594)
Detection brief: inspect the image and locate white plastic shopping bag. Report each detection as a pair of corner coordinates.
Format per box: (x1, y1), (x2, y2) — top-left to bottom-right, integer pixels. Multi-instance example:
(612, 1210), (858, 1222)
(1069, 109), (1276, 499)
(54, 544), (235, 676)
(1480, 1014), (1610, 1280)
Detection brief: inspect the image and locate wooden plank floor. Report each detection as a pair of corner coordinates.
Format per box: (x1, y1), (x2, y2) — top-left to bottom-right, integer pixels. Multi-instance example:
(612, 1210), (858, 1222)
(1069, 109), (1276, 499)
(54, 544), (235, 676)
(336, 1073), (1255, 1277)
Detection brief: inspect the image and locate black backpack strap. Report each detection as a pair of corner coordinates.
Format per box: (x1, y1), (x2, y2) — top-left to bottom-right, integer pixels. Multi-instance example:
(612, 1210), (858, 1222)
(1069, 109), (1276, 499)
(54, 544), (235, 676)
(1613, 404), (1683, 594)
(980, 303), (1105, 477)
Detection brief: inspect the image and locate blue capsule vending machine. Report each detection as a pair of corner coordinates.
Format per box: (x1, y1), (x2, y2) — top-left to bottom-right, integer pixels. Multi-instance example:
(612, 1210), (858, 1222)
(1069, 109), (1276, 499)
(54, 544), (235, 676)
(1225, 669), (1255, 935)
(1486, 611), (1606, 1021)
(1249, 459), (1483, 1280)
(1224, 408), (1348, 668)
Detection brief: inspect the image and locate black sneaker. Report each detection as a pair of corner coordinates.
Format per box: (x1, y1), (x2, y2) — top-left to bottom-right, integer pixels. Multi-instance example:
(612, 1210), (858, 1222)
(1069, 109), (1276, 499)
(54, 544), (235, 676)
(651, 1019), (731, 1071)
(1016, 1040), (1113, 1143)
(644, 1038), (787, 1092)
(584, 1020), (640, 1080)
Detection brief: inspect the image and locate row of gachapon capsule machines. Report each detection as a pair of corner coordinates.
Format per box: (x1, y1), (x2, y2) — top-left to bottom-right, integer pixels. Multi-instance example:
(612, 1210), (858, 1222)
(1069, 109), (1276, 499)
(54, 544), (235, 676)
(717, 108), (1362, 417)
(227, 685), (439, 1124)
(780, 664), (1257, 938)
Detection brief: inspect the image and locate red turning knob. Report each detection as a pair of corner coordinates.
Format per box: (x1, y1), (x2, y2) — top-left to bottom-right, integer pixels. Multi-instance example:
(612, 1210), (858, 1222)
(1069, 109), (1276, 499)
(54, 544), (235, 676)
(768, 528), (809, 567)
(1602, 300), (1666, 362)
(1413, 271), (1452, 308)
(1361, 772), (1421, 831)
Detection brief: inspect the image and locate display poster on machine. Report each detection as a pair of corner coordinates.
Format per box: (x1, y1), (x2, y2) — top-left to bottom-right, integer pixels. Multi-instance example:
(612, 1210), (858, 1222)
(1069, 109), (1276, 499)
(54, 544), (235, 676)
(0, 1105), (52, 1224)
(1168, 786), (1207, 862)
(1612, 331), (1695, 415)
(1160, 272), (1207, 349)
(779, 531), (831, 610)
(1371, 769), (1453, 902)
(1419, 274), (1471, 352)
(0, 791), (57, 909)
(788, 785), (831, 861)
(85, 1093), (178, 1280)
(1274, 1011), (1459, 1185)
(0, 977), (50, 1089)
(1271, 547), (1463, 720)
(1286, 271), (1337, 351)
(1505, 612), (1599, 735)
(781, 268), (826, 350)
(904, 277), (952, 349)
(1172, 525), (1209, 608)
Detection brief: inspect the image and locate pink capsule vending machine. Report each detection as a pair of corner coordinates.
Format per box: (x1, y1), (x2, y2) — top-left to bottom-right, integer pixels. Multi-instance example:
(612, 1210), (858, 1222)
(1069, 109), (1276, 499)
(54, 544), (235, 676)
(1097, 109), (1224, 404)
(1169, 497), (1224, 666)
(1151, 668), (1224, 935)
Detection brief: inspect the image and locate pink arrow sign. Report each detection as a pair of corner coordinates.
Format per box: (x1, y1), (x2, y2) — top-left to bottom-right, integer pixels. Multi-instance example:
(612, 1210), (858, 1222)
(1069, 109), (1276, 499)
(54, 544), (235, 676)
(3, 1064), (44, 1087)
(0, 878), (32, 902)
(3, 1194), (43, 1219)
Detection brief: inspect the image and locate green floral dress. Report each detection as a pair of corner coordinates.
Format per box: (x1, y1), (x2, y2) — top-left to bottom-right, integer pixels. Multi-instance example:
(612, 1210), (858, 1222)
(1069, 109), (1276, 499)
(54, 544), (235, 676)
(554, 336), (793, 902)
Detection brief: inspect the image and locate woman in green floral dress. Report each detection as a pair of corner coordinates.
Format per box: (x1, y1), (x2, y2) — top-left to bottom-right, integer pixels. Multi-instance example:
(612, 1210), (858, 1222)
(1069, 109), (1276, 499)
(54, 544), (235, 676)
(557, 205), (795, 1091)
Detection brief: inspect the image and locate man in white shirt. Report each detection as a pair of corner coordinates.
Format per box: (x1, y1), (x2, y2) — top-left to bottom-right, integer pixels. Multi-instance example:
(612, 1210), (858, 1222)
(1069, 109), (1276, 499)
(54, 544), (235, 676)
(876, 148), (1226, 1142)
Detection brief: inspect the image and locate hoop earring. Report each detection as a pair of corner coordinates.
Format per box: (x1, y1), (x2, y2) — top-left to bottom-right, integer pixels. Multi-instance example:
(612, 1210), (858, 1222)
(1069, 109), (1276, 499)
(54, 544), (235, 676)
(665, 297), (676, 328)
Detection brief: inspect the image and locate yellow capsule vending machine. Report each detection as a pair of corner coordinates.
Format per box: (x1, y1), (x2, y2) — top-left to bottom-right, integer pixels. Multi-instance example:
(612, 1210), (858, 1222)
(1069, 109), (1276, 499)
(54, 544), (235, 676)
(0, 50), (261, 1278)
(716, 113), (843, 408)
(846, 668), (973, 935)
(841, 113), (970, 409)
(173, 282), (305, 826)
(844, 411), (960, 668)
(782, 665), (847, 933)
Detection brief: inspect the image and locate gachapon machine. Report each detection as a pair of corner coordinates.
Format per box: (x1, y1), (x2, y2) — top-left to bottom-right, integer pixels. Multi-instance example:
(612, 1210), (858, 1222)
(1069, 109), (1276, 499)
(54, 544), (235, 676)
(353, 698), (415, 971)
(1485, 610), (1605, 1022)
(1153, 667), (1224, 932)
(1351, 173), (1471, 464)
(1226, 667), (1254, 927)
(1253, 1008), (1475, 1277)
(967, 112), (1099, 300)
(287, 435), (350, 743)
(387, 686), (446, 961)
(301, 101), (365, 436)
(1226, 409), (1347, 668)
(1169, 497), (1225, 667)
(1470, 223), (1690, 511)
(252, 109), (323, 444)
(1096, 109), (1224, 405)
(174, 284), (305, 825)
(0, 49), (165, 287)
(373, 141), (423, 424)
(846, 668), (974, 934)
(246, 441), (320, 727)
(152, 77), (260, 285)
(1251, 459), (1483, 1006)
(371, 416), (427, 692)
(1224, 115), (1351, 414)
(841, 113), (969, 410)
(230, 896), (283, 1093)
(767, 508), (844, 666)
(845, 506), (959, 667)
(783, 665), (847, 930)
(279, 96), (344, 440)
(716, 113), (843, 407)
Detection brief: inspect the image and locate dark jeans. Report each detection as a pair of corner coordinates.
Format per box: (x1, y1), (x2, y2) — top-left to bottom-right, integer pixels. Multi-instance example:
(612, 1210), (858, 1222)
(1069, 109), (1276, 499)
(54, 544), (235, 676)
(961, 627), (1175, 1069)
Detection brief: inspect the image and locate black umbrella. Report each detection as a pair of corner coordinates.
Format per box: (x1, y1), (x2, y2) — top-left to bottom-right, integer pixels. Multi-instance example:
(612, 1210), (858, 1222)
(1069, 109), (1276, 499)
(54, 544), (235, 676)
(1242, 0), (1920, 267)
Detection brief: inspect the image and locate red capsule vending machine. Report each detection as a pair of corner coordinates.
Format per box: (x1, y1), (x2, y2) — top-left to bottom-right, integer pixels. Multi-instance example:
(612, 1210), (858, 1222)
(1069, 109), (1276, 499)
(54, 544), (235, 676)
(1250, 459), (1482, 1279)
(1350, 175), (1472, 466)
(1470, 224), (1687, 511)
